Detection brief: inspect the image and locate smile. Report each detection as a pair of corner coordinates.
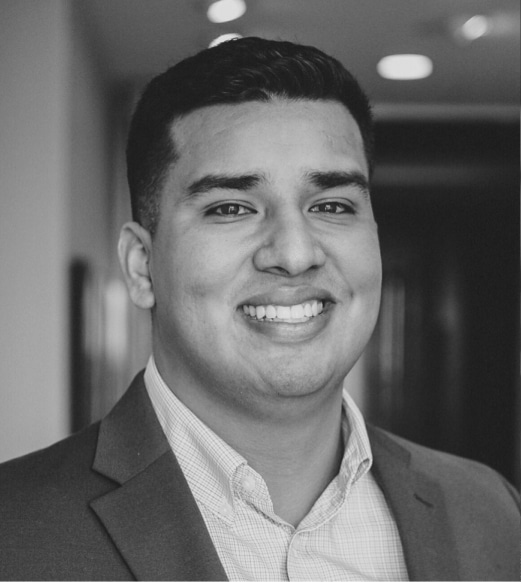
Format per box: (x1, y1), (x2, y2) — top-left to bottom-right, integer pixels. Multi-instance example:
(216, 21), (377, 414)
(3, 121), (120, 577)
(241, 300), (325, 323)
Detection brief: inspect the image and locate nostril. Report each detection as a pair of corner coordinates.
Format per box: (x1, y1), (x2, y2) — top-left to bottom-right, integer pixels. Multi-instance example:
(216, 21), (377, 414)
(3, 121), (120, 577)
(271, 266), (290, 276)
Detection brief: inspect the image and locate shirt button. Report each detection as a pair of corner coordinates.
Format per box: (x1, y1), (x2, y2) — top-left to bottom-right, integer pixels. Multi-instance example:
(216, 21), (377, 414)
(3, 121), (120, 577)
(241, 474), (256, 493)
(220, 503), (234, 520)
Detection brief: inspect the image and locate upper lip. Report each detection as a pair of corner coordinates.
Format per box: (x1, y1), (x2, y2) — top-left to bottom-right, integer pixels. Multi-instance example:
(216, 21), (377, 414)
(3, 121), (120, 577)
(240, 287), (335, 307)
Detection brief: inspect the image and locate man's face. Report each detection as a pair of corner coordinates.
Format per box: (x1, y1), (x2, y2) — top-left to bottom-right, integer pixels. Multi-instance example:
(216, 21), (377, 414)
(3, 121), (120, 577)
(148, 99), (381, 415)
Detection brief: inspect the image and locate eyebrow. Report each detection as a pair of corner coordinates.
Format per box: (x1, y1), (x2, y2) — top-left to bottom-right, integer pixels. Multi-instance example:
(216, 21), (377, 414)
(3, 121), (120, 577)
(187, 173), (262, 197)
(185, 169), (370, 199)
(305, 170), (370, 199)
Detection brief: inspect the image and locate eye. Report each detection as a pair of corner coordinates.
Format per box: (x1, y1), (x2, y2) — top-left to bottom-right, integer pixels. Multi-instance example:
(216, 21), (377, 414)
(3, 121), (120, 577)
(206, 203), (256, 217)
(309, 201), (354, 214)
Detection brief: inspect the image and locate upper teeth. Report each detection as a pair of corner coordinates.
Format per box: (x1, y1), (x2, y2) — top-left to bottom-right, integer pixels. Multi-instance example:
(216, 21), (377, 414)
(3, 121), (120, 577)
(242, 300), (324, 322)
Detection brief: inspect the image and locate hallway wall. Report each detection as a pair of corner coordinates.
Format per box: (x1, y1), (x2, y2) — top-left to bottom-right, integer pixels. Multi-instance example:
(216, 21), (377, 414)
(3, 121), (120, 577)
(0, 0), (113, 462)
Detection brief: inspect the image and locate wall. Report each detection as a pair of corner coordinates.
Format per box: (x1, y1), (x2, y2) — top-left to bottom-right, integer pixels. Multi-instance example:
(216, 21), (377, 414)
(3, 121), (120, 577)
(0, 0), (113, 462)
(68, 7), (113, 271)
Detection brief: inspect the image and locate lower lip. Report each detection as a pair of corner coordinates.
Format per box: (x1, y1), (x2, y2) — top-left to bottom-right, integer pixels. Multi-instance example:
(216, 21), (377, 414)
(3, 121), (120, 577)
(239, 304), (332, 343)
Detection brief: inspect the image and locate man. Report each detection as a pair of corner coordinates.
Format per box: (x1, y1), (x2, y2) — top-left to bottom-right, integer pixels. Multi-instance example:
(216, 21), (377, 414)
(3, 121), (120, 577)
(0, 37), (518, 581)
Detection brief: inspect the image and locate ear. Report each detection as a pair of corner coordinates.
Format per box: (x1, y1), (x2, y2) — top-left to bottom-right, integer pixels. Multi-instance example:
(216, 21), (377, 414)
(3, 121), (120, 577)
(118, 222), (155, 310)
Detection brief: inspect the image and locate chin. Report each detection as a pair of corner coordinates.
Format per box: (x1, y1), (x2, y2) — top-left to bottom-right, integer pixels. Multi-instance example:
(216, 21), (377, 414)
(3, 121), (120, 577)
(255, 364), (345, 401)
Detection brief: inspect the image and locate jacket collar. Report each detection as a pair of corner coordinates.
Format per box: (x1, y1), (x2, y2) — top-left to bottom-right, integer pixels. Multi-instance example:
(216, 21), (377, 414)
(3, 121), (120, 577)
(90, 373), (228, 581)
(368, 425), (460, 581)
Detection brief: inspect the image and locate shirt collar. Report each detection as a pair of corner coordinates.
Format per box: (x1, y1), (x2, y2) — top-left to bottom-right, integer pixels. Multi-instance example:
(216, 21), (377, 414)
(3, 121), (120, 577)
(338, 389), (373, 494)
(144, 356), (373, 522)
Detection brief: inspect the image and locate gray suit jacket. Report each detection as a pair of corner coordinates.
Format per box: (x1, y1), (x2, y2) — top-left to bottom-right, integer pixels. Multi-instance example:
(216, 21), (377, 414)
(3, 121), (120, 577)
(0, 372), (518, 580)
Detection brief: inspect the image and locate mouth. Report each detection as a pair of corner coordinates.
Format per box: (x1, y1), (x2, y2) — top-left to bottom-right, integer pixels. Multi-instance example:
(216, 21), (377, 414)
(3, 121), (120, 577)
(240, 299), (329, 324)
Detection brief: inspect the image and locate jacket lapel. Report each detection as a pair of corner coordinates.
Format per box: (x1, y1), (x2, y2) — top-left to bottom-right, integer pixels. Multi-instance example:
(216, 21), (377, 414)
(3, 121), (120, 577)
(368, 426), (460, 581)
(90, 373), (228, 581)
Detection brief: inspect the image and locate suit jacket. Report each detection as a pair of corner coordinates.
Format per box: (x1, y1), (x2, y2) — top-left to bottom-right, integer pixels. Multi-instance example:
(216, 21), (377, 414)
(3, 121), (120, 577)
(0, 372), (518, 581)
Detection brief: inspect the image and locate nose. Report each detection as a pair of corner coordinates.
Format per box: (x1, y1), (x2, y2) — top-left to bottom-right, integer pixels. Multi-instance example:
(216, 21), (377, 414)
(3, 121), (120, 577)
(252, 209), (326, 276)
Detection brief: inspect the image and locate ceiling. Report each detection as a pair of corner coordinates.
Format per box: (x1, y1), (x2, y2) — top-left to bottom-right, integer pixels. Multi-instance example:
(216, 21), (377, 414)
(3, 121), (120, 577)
(82, 0), (520, 119)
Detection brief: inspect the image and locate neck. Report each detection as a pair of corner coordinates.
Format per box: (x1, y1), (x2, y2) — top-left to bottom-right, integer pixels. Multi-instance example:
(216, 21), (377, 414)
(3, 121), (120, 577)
(229, 404), (345, 526)
(186, 383), (346, 526)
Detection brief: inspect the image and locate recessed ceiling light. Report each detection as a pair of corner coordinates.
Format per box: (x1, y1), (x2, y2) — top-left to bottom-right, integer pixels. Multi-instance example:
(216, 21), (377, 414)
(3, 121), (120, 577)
(209, 33), (243, 48)
(207, 0), (246, 24)
(377, 54), (433, 80)
(460, 15), (490, 41)
(450, 12), (517, 44)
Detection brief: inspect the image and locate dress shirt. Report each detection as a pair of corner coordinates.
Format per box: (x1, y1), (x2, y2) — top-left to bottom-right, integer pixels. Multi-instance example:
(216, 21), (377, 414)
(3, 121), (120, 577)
(144, 356), (409, 581)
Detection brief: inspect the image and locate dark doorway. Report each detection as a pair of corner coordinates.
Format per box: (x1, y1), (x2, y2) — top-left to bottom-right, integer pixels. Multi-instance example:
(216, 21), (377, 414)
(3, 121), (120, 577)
(365, 118), (519, 486)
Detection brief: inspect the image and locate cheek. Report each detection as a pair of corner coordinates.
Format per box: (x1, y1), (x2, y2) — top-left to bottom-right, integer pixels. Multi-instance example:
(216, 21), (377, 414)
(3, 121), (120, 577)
(365, 252), (383, 292)
(171, 236), (241, 306)
(337, 232), (382, 291)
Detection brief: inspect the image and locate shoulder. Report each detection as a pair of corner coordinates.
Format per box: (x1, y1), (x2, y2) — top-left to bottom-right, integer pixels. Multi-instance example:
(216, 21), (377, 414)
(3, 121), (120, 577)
(369, 424), (519, 510)
(0, 422), (102, 494)
(0, 422), (117, 523)
(368, 426), (519, 580)
(0, 423), (130, 579)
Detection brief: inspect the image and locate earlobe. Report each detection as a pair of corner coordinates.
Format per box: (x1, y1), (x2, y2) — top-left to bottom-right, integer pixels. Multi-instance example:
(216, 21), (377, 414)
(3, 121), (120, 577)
(118, 222), (155, 310)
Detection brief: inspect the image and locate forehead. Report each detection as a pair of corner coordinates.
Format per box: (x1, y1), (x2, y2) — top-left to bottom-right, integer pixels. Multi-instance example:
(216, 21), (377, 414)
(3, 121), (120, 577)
(167, 99), (367, 184)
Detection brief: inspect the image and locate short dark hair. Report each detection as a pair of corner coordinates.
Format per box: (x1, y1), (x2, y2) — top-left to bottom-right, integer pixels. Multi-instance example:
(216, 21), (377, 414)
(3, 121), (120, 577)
(126, 37), (374, 234)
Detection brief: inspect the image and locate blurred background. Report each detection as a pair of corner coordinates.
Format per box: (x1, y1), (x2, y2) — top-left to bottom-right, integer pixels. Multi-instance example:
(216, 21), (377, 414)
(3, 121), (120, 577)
(0, 0), (519, 485)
